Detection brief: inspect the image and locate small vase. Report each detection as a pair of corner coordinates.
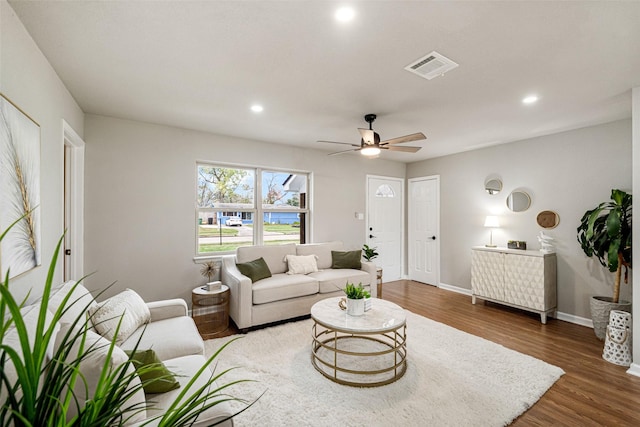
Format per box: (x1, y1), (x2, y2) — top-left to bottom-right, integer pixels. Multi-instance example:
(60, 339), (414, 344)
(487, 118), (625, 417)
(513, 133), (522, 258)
(346, 298), (365, 316)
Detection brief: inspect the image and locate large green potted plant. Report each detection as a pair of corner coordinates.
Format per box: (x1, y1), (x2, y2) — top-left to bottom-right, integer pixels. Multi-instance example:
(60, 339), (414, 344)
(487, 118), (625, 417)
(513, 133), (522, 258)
(0, 216), (254, 425)
(577, 189), (632, 340)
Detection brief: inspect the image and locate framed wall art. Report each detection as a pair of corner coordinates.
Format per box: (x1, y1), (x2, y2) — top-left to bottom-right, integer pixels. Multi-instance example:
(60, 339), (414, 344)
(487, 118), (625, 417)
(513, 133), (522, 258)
(0, 93), (41, 279)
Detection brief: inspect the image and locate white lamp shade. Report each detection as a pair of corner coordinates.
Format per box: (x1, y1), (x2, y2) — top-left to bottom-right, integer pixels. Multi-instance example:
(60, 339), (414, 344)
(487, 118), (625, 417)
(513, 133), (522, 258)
(484, 216), (500, 228)
(361, 146), (381, 156)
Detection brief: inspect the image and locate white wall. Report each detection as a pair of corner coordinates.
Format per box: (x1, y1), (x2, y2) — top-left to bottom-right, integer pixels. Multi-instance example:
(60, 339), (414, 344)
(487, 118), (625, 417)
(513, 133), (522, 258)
(1, 0), (84, 303)
(631, 87), (640, 377)
(407, 119), (632, 320)
(83, 114), (405, 303)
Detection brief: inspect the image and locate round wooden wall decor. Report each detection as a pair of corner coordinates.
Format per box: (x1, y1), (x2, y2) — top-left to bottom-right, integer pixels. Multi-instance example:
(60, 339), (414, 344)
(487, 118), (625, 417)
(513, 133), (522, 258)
(537, 210), (560, 229)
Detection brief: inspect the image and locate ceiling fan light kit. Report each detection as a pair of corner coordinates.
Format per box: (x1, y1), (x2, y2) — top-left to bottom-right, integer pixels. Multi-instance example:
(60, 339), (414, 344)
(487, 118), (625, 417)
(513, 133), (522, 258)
(361, 146), (381, 156)
(321, 113), (426, 157)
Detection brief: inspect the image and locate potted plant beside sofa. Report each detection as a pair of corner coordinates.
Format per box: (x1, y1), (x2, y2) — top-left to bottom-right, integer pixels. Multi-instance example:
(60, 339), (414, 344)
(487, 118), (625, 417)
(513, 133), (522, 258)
(577, 189), (632, 340)
(362, 244), (379, 262)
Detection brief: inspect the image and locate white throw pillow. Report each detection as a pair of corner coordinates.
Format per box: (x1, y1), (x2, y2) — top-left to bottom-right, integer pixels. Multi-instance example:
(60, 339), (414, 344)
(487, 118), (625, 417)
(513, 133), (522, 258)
(89, 289), (150, 344)
(285, 254), (319, 275)
(48, 281), (97, 326)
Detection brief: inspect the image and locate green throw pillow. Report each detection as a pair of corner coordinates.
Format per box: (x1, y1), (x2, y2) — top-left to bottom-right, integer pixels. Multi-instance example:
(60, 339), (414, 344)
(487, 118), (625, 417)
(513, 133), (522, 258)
(237, 257), (272, 282)
(331, 250), (362, 269)
(125, 349), (180, 394)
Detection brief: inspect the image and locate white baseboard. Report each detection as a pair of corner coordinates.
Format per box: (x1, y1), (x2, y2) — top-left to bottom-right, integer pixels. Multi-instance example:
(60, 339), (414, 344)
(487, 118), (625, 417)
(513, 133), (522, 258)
(437, 282), (594, 329)
(627, 363), (640, 377)
(555, 311), (593, 328)
(438, 282), (472, 296)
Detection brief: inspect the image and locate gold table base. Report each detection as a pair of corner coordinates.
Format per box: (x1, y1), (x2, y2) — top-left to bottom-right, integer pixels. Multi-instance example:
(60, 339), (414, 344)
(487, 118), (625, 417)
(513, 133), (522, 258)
(311, 321), (407, 387)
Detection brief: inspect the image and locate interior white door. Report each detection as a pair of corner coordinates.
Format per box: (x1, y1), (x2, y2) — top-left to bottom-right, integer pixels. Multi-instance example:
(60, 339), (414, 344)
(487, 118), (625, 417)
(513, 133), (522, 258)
(408, 176), (439, 285)
(63, 145), (72, 281)
(367, 176), (403, 281)
(63, 121), (85, 282)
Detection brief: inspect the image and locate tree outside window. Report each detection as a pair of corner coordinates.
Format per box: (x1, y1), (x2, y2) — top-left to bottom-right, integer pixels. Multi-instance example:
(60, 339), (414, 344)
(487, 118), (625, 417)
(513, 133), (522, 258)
(196, 165), (308, 255)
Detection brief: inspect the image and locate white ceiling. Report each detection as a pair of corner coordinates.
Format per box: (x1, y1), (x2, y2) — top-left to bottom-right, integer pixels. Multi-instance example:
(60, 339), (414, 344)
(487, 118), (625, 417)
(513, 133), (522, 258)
(8, 0), (640, 162)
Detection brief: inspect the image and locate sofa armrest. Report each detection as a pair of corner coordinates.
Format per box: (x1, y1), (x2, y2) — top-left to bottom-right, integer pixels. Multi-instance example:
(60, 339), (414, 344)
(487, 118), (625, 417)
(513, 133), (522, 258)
(146, 299), (188, 322)
(221, 255), (253, 330)
(360, 261), (378, 298)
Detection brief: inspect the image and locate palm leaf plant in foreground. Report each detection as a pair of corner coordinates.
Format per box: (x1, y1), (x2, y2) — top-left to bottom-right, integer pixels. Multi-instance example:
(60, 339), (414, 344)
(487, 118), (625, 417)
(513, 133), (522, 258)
(0, 216), (256, 426)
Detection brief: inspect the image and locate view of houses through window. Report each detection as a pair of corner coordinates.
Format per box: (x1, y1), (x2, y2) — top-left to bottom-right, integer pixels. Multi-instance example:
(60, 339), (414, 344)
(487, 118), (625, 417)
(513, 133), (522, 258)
(196, 164), (308, 254)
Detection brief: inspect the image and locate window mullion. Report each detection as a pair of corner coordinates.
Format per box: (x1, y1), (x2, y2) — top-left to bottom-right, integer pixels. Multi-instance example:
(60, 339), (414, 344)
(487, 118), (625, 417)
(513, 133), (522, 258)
(255, 168), (263, 245)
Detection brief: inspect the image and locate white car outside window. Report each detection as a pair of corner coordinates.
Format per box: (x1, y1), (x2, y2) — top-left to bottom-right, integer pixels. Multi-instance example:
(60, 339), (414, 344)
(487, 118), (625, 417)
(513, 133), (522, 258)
(225, 216), (242, 226)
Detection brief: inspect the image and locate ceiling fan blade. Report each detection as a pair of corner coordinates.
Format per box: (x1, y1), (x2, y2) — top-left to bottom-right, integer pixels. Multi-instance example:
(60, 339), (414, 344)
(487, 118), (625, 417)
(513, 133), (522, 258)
(358, 128), (377, 145)
(317, 140), (360, 147)
(328, 148), (361, 156)
(385, 145), (422, 153)
(380, 132), (426, 146)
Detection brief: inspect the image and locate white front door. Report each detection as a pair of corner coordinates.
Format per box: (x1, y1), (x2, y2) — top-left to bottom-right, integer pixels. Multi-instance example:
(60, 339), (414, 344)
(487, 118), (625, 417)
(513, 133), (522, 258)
(366, 176), (404, 281)
(408, 176), (439, 285)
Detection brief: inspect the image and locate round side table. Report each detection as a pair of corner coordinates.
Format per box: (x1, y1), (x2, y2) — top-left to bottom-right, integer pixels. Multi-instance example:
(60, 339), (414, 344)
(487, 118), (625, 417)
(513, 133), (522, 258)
(192, 285), (229, 339)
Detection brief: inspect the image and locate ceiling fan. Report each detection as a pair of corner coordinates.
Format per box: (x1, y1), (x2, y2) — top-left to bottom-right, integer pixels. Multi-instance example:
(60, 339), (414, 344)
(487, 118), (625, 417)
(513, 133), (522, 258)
(318, 114), (426, 157)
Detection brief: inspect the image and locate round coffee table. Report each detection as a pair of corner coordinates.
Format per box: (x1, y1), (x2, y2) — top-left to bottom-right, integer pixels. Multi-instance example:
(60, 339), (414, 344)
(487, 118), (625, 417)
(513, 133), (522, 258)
(310, 297), (407, 387)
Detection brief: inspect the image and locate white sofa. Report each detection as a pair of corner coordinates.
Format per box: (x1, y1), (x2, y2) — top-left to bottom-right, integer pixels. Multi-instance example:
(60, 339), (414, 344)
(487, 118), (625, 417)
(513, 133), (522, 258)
(45, 281), (235, 426)
(221, 242), (376, 330)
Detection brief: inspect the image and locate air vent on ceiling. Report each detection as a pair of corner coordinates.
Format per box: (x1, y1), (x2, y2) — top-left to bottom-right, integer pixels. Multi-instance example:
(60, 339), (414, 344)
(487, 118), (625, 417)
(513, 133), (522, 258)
(404, 51), (458, 80)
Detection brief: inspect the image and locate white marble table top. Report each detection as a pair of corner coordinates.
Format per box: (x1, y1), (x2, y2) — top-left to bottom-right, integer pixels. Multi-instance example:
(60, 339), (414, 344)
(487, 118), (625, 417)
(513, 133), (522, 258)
(311, 297), (406, 333)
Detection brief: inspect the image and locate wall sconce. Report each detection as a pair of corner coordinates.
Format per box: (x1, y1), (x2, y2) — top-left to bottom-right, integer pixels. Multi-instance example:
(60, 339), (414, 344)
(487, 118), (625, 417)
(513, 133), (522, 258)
(484, 216), (500, 247)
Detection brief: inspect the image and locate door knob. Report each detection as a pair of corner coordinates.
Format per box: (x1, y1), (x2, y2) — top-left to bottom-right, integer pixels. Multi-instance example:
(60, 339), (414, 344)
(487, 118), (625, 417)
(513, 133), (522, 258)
(369, 234), (377, 239)
(431, 236), (436, 240)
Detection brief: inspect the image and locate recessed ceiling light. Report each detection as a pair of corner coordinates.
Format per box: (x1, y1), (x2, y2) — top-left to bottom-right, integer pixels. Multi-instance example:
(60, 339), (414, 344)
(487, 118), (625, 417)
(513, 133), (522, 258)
(251, 104), (264, 113)
(522, 95), (539, 105)
(335, 6), (355, 22)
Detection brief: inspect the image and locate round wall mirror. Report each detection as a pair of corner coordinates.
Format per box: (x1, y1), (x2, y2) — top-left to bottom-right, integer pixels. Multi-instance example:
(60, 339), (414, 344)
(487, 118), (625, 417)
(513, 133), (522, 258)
(484, 178), (503, 195)
(506, 191), (531, 212)
(537, 210), (560, 229)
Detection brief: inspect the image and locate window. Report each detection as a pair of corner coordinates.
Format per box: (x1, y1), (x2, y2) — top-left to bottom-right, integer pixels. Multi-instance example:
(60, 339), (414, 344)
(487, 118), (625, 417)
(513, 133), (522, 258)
(196, 164), (309, 255)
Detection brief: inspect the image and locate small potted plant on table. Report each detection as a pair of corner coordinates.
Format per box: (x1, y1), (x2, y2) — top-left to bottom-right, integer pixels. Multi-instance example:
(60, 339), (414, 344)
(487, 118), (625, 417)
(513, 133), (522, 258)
(340, 282), (371, 316)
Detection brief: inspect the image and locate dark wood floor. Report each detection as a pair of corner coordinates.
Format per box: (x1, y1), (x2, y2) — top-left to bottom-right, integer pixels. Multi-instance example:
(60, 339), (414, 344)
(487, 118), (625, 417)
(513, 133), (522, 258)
(382, 280), (640, 426)
(219, 280), (640, 425)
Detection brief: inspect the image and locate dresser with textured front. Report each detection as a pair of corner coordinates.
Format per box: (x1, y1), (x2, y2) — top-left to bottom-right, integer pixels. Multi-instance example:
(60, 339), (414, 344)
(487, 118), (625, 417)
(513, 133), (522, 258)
(471, 246), (557, 323)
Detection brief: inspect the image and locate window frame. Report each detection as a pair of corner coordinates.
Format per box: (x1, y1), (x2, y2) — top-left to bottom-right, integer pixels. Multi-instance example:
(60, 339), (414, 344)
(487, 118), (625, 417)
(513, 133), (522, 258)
(195, 162), (310, 256)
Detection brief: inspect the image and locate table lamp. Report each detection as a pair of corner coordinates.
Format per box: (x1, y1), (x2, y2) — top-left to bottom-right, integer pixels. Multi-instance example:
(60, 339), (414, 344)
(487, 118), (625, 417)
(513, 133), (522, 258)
(484, 216), (500, 247)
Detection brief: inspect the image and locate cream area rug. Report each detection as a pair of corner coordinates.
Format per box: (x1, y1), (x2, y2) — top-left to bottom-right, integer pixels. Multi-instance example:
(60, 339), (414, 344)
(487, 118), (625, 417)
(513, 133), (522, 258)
(204, 311), (564, 426)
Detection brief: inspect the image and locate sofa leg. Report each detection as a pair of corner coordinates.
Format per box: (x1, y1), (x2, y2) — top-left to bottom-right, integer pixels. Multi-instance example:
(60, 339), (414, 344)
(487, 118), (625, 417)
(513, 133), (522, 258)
(240, 328), (249, 334)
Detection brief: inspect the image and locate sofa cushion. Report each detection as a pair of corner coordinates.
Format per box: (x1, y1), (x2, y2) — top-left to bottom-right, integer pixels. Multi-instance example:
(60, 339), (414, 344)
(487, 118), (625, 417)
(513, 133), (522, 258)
(54, 324), (146, 423)
(125, 349), (180, 394)
(309, 269), (372, 294)
(120, 315), (205, 360)
(252, 273), (319, 305)
(89, 289), (151, 344)
(236, 257), (272, 283)
(145, 354), (235, 425)
(296, 241), (343, 269)
(2, 304), (58, 374)
(237, 243), (296, 274)
(331, 250), (362, 269)
(285, 254), (318, 275)
(49, 281), (97, 326)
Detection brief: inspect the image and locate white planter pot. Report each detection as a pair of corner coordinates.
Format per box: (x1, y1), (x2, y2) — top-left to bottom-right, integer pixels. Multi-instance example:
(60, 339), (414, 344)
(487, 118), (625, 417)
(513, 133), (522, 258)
(346, 298), (365, 316)
(590, 296), (632, 340)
